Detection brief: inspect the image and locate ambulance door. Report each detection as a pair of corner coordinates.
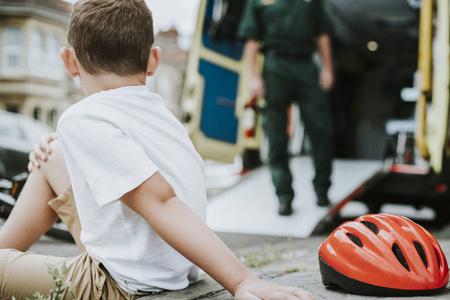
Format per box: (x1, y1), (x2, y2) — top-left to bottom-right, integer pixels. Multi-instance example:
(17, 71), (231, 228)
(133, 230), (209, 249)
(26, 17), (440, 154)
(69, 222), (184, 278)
(181, 0), (256, 163)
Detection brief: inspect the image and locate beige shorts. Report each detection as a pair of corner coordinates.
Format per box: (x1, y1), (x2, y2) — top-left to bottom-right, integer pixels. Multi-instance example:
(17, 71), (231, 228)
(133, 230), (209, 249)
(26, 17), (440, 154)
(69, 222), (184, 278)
(0, 186), (129, 300)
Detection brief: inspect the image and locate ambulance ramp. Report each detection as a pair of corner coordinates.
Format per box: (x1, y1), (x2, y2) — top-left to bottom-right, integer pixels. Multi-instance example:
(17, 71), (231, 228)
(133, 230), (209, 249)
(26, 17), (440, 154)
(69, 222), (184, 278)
(206, 157), (382, 238)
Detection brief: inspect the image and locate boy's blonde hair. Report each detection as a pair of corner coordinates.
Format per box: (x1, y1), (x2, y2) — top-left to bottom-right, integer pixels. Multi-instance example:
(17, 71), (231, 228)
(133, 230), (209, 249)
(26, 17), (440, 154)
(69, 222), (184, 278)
(68, 0), (154, 76)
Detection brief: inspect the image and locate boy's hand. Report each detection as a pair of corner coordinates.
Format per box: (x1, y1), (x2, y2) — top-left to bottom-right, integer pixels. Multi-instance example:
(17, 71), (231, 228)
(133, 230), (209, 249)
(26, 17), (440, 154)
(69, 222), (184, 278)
(234, 277), (315, 300)
(28, 132), (58, 172)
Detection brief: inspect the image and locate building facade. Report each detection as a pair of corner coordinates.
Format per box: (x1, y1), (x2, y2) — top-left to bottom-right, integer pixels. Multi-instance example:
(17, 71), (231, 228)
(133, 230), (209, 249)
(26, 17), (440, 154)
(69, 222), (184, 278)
(0, 0), (83, 128)
(0, 1), (188, 127)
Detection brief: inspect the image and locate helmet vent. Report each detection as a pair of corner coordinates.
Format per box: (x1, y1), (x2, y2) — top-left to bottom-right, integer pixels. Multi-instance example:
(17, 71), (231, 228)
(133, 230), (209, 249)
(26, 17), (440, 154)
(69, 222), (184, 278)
(346, 233), (363, 247)
(434, 248), (441, 268)
(413, 242), (428, 268)
(361, 221), (379, 234)
(392, 243), (410, 272)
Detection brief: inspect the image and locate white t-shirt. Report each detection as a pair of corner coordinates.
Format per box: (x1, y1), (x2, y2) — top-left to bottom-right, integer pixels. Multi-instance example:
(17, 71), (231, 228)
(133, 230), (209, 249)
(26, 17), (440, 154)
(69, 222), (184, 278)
(57, 85), (207, 293)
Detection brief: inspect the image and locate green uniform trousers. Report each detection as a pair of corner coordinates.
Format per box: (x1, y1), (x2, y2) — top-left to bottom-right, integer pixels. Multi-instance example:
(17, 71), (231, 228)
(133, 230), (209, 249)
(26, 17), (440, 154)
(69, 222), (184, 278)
(262, 54), (334, 204)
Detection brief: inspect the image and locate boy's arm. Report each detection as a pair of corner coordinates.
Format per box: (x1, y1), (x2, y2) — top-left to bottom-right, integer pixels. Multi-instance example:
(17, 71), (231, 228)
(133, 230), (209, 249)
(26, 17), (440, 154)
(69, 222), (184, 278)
(120, 171), (315, 300)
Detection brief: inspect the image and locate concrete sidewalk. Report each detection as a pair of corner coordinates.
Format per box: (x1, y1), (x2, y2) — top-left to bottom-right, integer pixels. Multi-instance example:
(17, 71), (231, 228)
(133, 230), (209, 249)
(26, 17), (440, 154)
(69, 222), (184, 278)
(140, 236), (450, 300)
(12, 157), (450, 299)
(15, 222), (450, 299)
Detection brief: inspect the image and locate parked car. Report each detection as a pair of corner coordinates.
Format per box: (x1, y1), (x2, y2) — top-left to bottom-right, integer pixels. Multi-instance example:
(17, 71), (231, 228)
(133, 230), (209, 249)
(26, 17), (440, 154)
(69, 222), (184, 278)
(0, 111), (53, 180)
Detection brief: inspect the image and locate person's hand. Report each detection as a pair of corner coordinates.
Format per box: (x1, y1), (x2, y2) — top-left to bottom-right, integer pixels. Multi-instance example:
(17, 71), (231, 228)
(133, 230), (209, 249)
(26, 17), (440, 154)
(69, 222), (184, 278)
(28, 132), (58, 172)
(251, 75), (266, 99)
(234, 277), (315, 300)
(319, 67), (334, 92)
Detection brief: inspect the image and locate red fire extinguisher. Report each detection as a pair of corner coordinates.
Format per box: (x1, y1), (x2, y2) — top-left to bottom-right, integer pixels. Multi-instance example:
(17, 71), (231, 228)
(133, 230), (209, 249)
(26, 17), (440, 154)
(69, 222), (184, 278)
(243, 97), (258, 138)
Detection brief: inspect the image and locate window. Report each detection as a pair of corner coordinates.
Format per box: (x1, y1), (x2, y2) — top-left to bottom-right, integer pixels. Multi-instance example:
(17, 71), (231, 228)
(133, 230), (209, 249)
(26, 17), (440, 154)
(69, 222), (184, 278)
(33, 107), (42, 121)
(29, 29), (45, 76)
(28, 31), (64, 80)
(47, 108), (58, 127)
(1, 27), (24, 76)
(46, 34), (64, 80)
(5, 104), (20, 113)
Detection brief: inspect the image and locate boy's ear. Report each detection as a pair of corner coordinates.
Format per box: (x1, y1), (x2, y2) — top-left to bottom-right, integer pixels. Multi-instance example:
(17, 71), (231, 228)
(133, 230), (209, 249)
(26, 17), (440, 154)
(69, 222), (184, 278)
(60, 47), (79, 77)
(146, 47), (161, 77)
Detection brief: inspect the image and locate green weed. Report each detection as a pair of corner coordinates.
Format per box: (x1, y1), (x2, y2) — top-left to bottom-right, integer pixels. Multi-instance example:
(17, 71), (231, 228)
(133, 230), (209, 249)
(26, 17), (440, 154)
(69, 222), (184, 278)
(12, 263), (76, 300)
(237, 244), (284, 268)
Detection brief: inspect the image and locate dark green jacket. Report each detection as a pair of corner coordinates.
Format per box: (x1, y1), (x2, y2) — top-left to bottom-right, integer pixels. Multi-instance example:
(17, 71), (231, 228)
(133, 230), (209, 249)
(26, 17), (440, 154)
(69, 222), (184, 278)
(237, 0), (332, 54)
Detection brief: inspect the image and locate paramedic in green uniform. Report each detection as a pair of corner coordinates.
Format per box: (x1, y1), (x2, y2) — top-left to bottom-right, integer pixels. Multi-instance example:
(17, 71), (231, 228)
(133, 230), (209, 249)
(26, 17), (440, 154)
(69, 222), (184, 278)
(238, 0), (335, 216)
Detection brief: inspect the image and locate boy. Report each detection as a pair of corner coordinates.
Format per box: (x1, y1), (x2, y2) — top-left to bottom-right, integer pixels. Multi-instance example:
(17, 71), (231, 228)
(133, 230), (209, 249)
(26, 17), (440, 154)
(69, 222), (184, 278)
(0, 0), (314, 299)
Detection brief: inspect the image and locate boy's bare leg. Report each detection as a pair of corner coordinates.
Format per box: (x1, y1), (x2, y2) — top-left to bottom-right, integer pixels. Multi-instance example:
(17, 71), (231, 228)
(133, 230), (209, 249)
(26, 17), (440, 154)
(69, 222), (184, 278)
(0, 140), (70, 251)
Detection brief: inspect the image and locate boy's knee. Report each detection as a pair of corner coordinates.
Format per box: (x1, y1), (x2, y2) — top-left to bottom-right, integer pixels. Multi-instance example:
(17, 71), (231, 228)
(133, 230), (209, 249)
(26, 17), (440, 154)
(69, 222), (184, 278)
(40, 140), (65, 172)
(49, 139), (64, 159)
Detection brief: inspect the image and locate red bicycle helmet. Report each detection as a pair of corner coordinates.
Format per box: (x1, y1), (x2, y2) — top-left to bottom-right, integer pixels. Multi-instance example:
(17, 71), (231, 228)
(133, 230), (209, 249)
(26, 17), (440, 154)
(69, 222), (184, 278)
(318, 214), (449, 296)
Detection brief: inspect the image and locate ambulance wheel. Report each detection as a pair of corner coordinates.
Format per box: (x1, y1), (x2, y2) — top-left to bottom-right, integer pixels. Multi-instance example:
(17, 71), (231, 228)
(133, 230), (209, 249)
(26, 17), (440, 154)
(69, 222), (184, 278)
(434, 203), (450, 226)
(366, 202), (382, 214)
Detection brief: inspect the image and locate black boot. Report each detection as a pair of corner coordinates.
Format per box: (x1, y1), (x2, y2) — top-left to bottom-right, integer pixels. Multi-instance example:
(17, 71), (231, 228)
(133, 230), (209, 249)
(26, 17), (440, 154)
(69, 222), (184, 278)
(278, 202), (293, 216)
(317, 193), (330, 207)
